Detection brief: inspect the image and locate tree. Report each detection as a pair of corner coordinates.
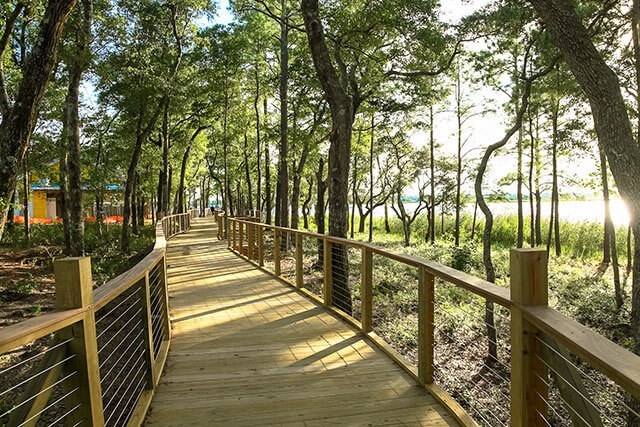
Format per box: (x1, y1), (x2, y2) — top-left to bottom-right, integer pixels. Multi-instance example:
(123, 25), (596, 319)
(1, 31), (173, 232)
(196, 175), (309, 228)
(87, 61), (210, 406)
(527, 0), (640, 365)
(0, 0), (78, 242)
(59, 0), (93, 256)
(475, 38), (556, 362)
(385, 133), (428, 246)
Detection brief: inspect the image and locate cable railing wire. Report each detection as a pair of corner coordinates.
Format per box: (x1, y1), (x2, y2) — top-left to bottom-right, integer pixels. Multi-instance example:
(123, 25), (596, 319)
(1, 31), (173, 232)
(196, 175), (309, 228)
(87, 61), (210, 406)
(0, 338), (73, 377)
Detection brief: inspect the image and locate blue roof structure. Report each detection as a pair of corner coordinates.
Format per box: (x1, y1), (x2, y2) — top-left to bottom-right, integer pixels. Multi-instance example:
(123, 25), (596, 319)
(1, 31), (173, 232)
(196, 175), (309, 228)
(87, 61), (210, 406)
(31, 180), (124, 192)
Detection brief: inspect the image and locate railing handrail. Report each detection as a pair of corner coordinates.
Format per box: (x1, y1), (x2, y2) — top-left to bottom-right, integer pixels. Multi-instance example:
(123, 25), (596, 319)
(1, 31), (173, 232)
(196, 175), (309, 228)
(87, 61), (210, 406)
(523, 304), (640, 400)
(228, 217), (510, 306)
(0, 212), (194, 426)
(0, 221), (171, 352)
(0, 307), (88, 354)
(226, 215), (640, 422)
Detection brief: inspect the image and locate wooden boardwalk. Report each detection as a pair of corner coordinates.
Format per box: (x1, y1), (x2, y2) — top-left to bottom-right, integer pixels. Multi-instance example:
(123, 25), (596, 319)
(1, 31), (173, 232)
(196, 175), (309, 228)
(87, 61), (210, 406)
(145, 218), (458, 426)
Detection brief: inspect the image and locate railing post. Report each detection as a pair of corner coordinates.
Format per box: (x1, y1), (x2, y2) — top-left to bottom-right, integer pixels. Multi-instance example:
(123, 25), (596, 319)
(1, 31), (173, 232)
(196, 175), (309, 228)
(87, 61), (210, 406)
(141, 271), (156, 389)
(160, 254), (171, 341)
(323, 239), (333, 307)
(361, 247), (373, 333)
(295, 233), (303, 288)
(274, 229), (281, 276)
(224, 214), (228, 240)
(239, 221), (244, 255)
(418, 266), (435, 386)
(231, 220), (236, 250)
(54, 257), (105, 426)
(510, 248), (548, 427)
(258, 225), (264, 267)
(248, 222), (254, 260)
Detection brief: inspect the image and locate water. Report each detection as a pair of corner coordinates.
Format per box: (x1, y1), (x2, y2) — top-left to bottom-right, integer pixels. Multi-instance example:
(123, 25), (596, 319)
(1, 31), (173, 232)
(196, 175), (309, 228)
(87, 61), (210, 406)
(368, 199), (630, 227)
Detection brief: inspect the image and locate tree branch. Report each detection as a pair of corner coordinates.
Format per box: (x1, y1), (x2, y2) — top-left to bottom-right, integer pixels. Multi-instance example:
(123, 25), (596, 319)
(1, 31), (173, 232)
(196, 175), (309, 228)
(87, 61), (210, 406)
(0, 2), (25, 116)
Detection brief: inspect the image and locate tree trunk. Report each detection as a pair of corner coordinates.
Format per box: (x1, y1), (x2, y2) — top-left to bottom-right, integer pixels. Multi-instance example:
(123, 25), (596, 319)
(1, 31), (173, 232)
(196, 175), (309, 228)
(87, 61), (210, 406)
(369, 112), (375, 242)
(23, 153), (29, 243)
(179, 126), (207, 214)
(516, 128), (524, 248)
(528, 7), (640, 419)
(243, 129), (254, 211)
(254, 61), (262, 212)
(161, 102), (170, 216)
(302, 178), (313, 230)
(122, 106), (161, 252)
(302, 0), (354, 315)
(275, 0), (289, 229)
(60, 107), (71, 250)
(132, 172), (138, 235)
(600, 147), (623, 309)
(429, 105), (436, 244)
(528, 112), (536, 247)
(403, 222), (410, 247)
(291, 169), (302, 229)
(264, 98), (272, 224)
(291, 139), (310, 230)
(223, 89), (231, 218)
(425, 208), (432, 243)
(550, 102), (561, 256)
(602, 154), (612, 266)
(470, 201), (478, 241)
(475, 57), (542, 364)
(357, 197), (366, 233)
(95, 193), (103, 234)
(455, 74), (462, 247)
(6, 189), (14, 230)
(0, 0), (77, 242)
(315, 158), (327, 264)
(350, 152), (358, 239)
(178, 146), (191, 214)
(384, 201), (391, 233)
(138, 194), (145, 227)
(534, 113), (543, 245)
(123, 139), (143, 251)
(156, 166), (165, 218)
(63, 0), (92, 256)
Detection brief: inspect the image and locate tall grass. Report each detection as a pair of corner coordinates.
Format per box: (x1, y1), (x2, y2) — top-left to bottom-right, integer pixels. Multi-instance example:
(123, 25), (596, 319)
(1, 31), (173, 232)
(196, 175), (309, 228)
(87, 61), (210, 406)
(346, 212), (629, 263)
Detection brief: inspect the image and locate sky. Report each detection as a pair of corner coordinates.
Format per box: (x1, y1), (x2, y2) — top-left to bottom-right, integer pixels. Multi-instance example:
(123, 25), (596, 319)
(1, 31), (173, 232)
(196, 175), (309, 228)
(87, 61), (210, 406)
(213, 0), (234, 25)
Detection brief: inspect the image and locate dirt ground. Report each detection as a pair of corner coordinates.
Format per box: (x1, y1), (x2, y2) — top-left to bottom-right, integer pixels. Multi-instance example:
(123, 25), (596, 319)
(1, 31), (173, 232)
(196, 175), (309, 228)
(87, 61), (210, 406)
(0, 247), (58, 328)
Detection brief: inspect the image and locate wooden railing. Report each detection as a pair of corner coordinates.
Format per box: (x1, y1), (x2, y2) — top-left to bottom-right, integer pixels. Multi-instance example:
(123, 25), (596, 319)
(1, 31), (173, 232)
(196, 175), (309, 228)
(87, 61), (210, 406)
(0, 212), (194, 427)
(227, 217), (640, 427)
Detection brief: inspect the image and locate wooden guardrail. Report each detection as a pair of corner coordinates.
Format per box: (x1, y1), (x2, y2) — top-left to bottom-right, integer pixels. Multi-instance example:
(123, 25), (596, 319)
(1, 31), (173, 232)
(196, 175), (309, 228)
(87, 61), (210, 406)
(227, 217), (640, 427)
(0, 211), (194, 427)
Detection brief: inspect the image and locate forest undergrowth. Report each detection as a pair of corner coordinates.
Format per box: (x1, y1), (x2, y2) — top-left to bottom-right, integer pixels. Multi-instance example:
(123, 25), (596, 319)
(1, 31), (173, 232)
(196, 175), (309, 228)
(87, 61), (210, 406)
(0, 222), (155, 328)
(340, 212), (635, 426)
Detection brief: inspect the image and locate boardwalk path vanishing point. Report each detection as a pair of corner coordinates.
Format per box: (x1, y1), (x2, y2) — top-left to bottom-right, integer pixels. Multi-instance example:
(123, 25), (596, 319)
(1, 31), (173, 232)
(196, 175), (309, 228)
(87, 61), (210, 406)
(145, 217), (458, 426)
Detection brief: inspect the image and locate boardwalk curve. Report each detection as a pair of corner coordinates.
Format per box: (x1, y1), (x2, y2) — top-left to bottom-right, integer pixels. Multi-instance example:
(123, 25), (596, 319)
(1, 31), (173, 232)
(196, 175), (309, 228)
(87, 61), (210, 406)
(145, 217), (458, 426)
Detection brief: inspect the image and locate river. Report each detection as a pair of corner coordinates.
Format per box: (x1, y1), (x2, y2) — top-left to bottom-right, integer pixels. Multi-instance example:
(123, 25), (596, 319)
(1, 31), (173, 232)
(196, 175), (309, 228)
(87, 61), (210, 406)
(369, 199), (630, 227)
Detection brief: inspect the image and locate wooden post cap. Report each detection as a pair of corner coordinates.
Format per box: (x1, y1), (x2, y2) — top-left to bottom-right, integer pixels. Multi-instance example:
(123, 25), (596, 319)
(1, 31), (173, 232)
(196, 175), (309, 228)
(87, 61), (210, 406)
(510, 248), (548, 305)
(53, 257), (93, 309)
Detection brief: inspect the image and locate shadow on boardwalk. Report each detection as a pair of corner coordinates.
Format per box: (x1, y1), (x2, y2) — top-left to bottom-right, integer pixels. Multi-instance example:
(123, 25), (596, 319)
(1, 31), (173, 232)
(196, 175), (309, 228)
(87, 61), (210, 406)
(145, 217), (458, 426)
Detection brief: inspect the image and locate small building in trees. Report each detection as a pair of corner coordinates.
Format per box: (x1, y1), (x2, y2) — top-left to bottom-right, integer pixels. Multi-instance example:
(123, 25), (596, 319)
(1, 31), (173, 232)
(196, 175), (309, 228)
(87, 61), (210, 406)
(13, 165), (126, 223)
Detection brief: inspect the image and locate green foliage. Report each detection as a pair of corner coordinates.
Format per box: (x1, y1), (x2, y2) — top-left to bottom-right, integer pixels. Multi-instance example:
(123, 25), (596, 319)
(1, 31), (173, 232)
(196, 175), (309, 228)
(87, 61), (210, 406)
(449, 244), (479, 273)
(10, 274), (41, 297)
(0, 222), (156, 286)
(1, 223), (65, 247)
(359, 209), (633, 350)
